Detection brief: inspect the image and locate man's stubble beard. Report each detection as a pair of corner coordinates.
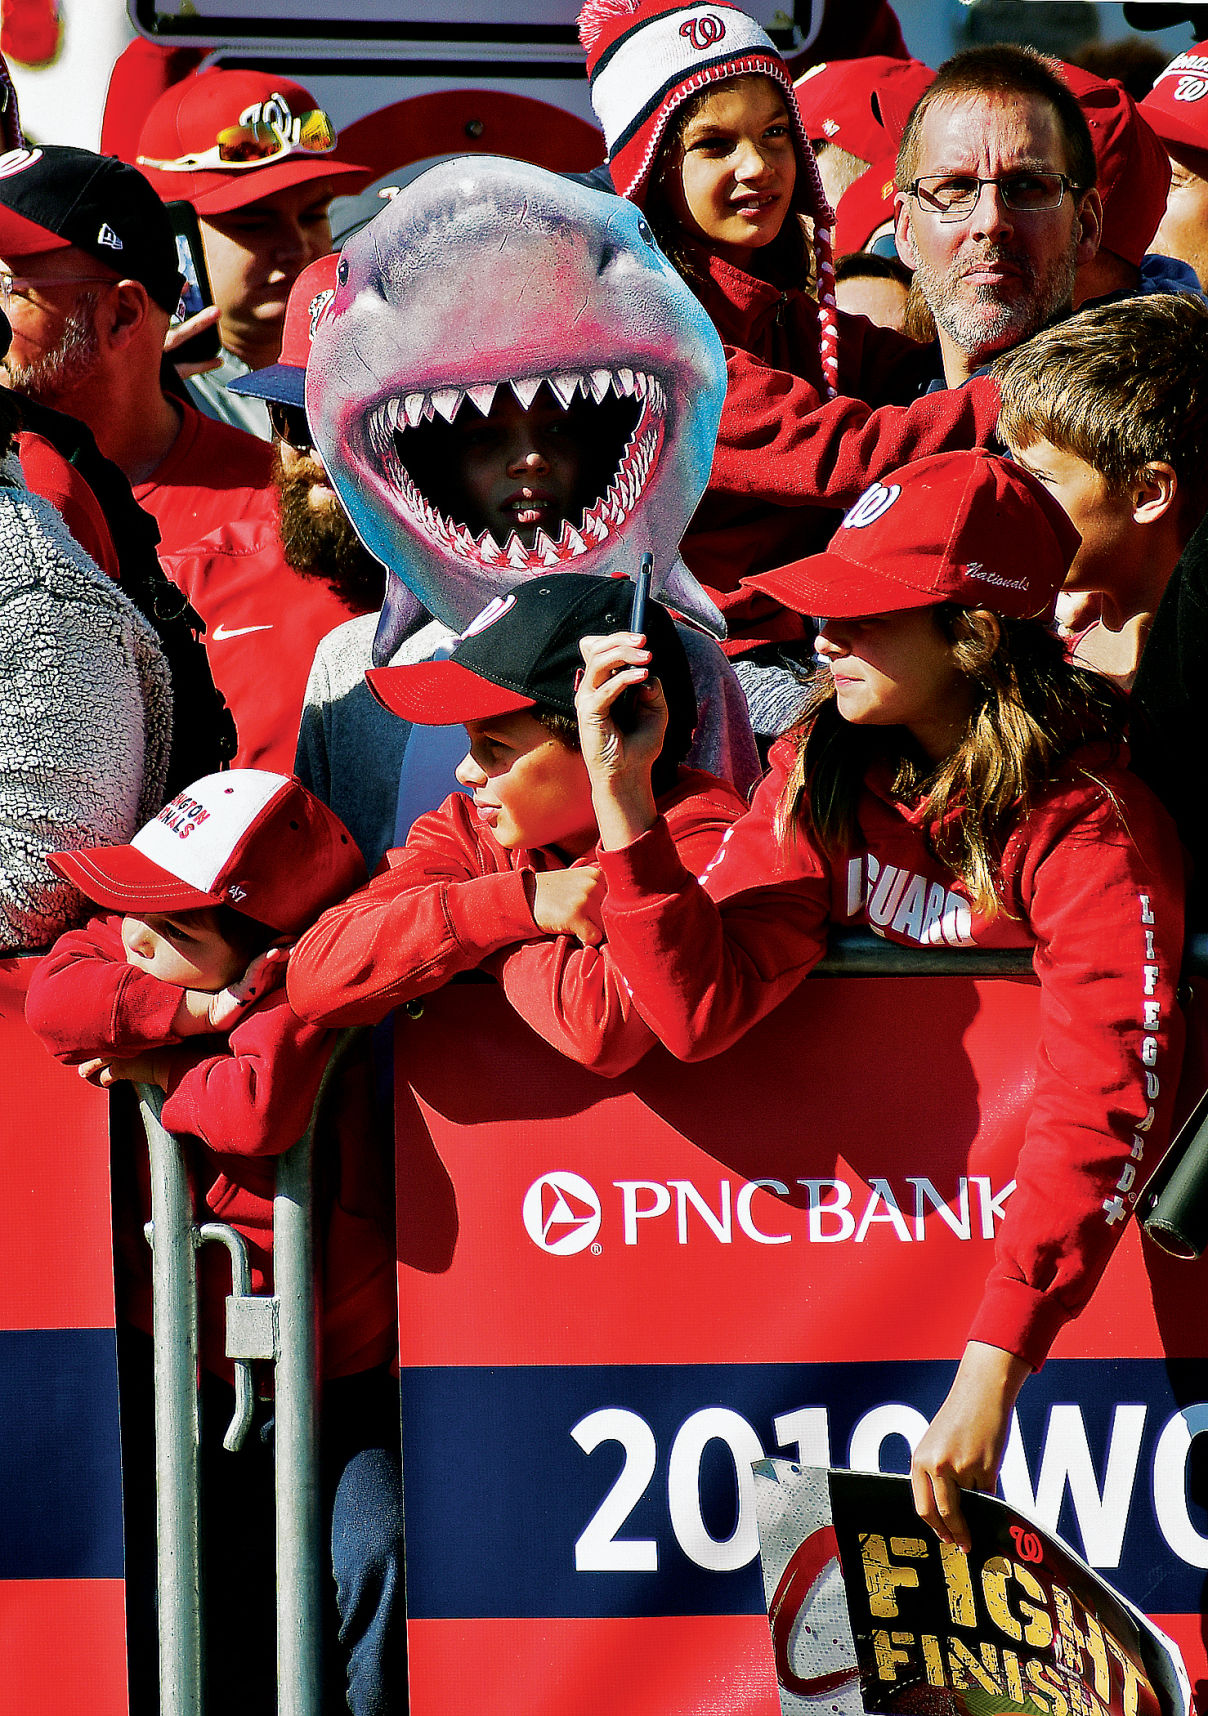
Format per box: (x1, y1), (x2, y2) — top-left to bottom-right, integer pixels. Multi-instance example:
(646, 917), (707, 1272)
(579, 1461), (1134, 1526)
(273, 444), (387, 612)
(5, 292), (102, 406)
(911, 223), (1081, 368)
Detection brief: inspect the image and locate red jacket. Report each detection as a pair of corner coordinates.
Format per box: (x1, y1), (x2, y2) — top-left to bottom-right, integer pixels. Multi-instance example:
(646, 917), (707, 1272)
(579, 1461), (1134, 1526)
(597, 739), (1186, 1368)
(18, 429), (121, 579)
(288, 767), (747, 1078)
(26, 916), (396, 1379)
(160, 491), (375, 773)
(678, 249), (1002, 652)
(133, 402), (274, 560)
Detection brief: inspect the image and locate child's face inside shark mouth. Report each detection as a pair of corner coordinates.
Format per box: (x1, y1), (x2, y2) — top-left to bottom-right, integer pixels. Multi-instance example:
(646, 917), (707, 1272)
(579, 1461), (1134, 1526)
(364, 368), (660, 573)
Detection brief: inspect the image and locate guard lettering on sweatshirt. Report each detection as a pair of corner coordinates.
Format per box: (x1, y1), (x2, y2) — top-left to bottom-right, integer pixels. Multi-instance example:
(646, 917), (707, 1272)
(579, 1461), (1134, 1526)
(845, 853), (975, 947)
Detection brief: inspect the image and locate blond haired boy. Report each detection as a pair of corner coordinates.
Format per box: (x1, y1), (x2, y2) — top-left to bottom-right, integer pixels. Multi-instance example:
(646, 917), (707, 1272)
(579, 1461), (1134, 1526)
(995, 291), (1208, 916)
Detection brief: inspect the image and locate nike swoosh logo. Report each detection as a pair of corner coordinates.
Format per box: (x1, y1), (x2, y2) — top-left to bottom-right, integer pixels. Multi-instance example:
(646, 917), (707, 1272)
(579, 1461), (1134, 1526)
(211, 622), (274, 641)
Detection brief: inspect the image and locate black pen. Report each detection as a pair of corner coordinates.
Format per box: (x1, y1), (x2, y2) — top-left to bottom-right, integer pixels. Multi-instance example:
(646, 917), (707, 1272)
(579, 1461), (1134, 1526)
(617, 553), (653, 724)
(629, 551), (652, 637)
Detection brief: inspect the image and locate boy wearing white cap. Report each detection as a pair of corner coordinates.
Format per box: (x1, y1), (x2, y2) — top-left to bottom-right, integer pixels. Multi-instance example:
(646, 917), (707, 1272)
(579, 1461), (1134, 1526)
(26, 770), (403, 1716)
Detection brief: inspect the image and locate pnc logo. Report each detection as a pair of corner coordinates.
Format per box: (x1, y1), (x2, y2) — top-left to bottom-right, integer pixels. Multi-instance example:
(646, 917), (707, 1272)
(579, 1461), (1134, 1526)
(522, 1172), (602, 1255)
(679, 13), (727, 51)
(843, 482), (900, 530)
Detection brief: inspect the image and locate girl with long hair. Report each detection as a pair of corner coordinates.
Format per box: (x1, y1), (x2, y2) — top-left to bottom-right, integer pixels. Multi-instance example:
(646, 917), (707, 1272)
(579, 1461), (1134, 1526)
(572, 450), (1186, 1545)
(577, 1), (997, 735)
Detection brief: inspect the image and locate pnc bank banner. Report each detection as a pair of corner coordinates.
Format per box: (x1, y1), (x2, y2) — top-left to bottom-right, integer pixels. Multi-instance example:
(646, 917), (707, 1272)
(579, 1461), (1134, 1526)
(393, 973), (1208, 1716)
(0, 959), (126, 1716)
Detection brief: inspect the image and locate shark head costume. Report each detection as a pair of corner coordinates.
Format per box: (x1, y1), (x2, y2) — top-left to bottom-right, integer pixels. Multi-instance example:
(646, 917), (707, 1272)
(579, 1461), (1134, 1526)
(306, 155), (731, 665)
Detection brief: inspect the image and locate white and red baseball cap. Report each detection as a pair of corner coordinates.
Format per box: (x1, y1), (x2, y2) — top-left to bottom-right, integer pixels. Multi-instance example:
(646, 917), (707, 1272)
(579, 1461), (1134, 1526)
(741, 450), (1081, 622)
(49, 770), (366, 934)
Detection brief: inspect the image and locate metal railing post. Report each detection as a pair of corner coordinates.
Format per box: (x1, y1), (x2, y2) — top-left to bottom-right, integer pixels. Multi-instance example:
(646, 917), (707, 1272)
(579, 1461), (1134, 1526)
(139, 1085), (204, 1716)
(274, 1029), (361, 1716)
(273, 1121), (321, 1716)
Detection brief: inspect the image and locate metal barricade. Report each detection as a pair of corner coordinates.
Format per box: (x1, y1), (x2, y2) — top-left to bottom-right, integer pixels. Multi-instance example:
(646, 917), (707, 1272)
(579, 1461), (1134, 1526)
(136, 1028), (361, 1716)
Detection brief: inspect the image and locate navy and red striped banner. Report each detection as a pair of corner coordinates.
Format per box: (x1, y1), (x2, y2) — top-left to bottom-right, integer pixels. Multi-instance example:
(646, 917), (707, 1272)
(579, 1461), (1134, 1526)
(0, 957), (126, 1716)
(394, 973), (1208, 1715)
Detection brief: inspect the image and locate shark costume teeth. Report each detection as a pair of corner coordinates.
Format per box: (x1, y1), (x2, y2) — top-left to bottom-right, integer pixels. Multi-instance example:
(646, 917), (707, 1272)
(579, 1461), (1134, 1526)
(367, 369), (666, 575)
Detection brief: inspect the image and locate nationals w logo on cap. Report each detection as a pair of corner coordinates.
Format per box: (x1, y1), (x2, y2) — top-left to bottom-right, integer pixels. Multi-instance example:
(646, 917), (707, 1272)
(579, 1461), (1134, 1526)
(843, 483), (901, 530)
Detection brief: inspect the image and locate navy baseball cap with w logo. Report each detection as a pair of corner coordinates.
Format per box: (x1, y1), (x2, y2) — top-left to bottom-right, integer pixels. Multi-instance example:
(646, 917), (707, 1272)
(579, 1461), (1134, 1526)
(0, 144), (183, 313)
(367, 572), (698, 740)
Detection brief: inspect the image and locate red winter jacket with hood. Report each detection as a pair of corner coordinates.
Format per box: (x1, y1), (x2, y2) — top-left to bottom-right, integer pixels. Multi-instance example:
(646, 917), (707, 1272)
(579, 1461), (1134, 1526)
(678, 247), (1002, 654)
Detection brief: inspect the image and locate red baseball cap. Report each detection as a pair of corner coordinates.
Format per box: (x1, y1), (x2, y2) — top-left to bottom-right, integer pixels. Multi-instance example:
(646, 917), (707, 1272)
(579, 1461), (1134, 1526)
(742, 451), (1081, 623)
(794, 56), (935, 161)
(49, 770), (366, 935)
(135, 69), (372, 216)
(1140, 44), (1208, 156)
(834, 152), (899, 253)
(227, 251), (338, 407)
(1060, 63), (1170, 267)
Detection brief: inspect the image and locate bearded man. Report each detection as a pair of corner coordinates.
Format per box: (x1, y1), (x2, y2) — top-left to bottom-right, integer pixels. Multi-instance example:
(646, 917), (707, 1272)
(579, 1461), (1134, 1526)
(893, 45), (1103, 387)
(0, 143), (274, 555)
(160, 252), (385, 772)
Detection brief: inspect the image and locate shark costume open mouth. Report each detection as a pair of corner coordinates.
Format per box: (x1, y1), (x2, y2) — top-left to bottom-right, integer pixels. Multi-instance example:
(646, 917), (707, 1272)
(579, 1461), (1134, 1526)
(365, 369), (659, 572)
(306, 156), (733, 656)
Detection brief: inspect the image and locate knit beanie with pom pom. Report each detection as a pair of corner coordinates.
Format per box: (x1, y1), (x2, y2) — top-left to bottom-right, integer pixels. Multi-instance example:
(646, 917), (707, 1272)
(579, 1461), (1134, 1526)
(578, 0), (839, 397)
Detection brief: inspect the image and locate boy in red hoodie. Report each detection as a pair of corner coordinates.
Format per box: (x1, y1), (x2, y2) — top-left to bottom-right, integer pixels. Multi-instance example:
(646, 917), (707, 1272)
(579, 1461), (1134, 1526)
(26, 771), (402, 1716)
(287, 574), (747, 1075)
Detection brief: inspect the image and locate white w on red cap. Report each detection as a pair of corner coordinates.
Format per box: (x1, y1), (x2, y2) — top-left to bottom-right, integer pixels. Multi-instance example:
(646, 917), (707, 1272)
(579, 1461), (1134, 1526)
(50, 770), (366, 935)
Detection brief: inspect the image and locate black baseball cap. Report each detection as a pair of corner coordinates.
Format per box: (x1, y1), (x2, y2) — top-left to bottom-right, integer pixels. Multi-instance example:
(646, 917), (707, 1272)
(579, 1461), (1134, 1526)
(366, 573), (698, 749)
(0, 144), (183, 314)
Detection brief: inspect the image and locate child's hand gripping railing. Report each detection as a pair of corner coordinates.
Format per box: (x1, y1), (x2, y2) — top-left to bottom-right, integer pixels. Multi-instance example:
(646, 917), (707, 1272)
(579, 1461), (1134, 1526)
(135, 1027), (363, 1716)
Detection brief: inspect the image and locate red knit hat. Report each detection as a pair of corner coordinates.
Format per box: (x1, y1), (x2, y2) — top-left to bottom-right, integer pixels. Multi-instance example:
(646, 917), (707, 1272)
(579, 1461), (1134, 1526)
(1060, 63), (1169, 269)
(741, 451), (1081, 623)
(1140, 43), (1208, 156)
(578, 0), (839, 396)
(135, 69), (372, 216)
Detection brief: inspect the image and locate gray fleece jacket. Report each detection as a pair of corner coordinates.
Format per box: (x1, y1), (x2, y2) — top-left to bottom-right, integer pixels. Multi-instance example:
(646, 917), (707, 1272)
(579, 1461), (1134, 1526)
(0, 457), (171, 953)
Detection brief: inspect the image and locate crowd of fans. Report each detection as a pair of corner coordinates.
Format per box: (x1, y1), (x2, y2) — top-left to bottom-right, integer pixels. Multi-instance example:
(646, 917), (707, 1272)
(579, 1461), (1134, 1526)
(7, 2), (1208, 1710)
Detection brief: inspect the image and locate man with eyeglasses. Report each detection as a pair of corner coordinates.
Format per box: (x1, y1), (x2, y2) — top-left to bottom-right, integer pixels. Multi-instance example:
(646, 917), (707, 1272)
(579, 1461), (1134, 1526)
(159, 253), (385, 775)
(137, 69), (371, 440)
(893, 44), (1104, 388)
(0, 143), (278, 561)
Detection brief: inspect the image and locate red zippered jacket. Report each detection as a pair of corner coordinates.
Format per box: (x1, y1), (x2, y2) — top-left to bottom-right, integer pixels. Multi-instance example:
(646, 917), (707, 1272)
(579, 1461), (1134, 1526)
(596, 739), (1186, 1368)
(288, 767), (747, 1078)
(678, 249), (1002, 653)
(26, 918), (396, 1379)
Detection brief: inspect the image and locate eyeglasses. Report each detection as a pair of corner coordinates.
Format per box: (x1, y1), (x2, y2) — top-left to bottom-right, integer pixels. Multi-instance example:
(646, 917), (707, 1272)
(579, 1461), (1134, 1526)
(267, 399), (314, 452)
(908, 172), (1078, 221)
(0, 271), (117, 306)
(137, 108), (336, 173)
